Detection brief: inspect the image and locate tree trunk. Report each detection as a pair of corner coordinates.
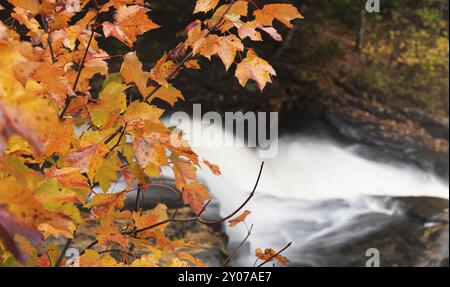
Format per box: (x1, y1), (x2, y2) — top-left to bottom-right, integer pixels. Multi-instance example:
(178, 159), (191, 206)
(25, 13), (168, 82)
(356, 0), (367, 53)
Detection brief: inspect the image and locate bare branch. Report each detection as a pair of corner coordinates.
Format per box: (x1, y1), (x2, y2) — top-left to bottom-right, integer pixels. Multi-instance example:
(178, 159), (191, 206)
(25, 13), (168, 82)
(54, 238), (73, 267)
(98, 249), (136, 258)
(60, 9), (100, 119)
(39, 15), (56, 64)
(135, 185), (142, 211)
(223, 224), (253, 266)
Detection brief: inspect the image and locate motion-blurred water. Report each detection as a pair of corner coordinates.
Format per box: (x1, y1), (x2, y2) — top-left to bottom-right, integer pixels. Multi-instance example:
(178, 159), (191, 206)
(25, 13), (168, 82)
(175, 118), (449, 266)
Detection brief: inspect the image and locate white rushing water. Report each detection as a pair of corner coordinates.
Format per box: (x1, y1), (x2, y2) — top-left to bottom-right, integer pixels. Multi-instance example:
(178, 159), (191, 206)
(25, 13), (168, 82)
(172, 118), (449, 266)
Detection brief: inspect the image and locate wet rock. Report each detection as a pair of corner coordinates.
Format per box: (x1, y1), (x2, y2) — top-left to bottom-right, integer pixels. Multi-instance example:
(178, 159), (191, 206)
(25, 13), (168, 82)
(288, 197), (449, 267)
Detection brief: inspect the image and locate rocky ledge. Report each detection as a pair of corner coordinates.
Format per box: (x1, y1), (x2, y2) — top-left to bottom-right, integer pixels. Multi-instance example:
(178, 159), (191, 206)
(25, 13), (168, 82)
(288, 196), (449, 267)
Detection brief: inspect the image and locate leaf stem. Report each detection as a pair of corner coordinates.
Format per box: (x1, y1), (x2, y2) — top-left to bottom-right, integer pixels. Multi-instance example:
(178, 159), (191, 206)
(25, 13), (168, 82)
(60, 9), (100, 119)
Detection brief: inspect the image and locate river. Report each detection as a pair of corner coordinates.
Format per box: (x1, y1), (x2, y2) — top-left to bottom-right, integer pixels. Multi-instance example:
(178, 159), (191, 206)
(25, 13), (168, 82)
(178, 119), (449, 266)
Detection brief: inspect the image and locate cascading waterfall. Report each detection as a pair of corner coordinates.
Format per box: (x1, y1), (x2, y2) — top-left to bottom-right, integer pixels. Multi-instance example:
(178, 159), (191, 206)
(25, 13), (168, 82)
(173, 118), (449, 266)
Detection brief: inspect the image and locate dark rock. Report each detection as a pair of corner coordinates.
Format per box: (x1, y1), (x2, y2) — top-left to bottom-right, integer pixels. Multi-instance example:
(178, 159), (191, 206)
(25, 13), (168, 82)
(288, 197), (449, 267)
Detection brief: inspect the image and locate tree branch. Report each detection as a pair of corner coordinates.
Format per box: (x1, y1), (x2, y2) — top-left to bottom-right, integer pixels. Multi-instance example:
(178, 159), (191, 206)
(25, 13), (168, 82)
(98, 249), (136, 258)
(103, 126), (124, 145)
(40, 15), (56, 64)
(54, 238), (73, 267)
(224, 223), (253, 266)
(135, 185), (142, 211)
(131, 161), (264, 235)
(80, 161), (264, 255)
(145, 0), (238, 103)
(60, 9), (100, 119)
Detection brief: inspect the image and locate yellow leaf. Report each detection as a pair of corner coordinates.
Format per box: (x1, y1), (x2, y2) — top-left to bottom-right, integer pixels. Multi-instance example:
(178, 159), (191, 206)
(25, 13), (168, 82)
(121, 52), (149, 97)
(89, 80), (127, 129)
(124, 101), (164, 126)
(0, 91), (63, 155)
(194, 0), (219, 14)
(95, 153), (120, 193)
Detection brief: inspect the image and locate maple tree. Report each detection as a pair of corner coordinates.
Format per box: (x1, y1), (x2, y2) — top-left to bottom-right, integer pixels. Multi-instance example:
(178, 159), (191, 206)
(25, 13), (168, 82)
(0, 0), (301, 267)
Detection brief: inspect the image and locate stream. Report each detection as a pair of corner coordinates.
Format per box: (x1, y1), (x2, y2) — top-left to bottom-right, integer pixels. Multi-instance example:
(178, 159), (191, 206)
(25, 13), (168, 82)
(179, 119), (449, 267)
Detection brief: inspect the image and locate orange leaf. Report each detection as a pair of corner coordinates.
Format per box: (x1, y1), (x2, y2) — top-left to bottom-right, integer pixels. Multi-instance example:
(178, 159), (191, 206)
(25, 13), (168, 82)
(151, 85), (184, 106)
(102, 5), (159, 48)
(85, 193), (126, 219)
(184, 60), (201, 70)
(217, 35), (244, 71)
(7, 0), (40, 15)
(235, 50), (276, 91)
(203, 159), (221, 176)
(254, 4), (304, 29)
(228, 210), (251, 227)
(172, 156), (197, 190)
(64, 143), (109, 182)
(236, 21), (262, 41)
(183, 182), (210, 215)
(194, 0), (220, 14)
(255, 248), (289, 265)
(133, 204), (168, 236)
(149, 53), (176, 87)
(121, 52), (149, 97)
(132, 137), (168, 176)
(96, 224), (129, 248)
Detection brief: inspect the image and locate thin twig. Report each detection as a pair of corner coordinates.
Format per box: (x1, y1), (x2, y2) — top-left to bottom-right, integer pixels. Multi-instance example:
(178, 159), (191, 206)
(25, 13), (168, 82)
(80, 240), (99, 256)
(98, 249), (136, 258)
(131, 161), (264, 235)
(60, 9), (100, 119)
(54, 238), (73, 267)
(135, 185), (142, 211)
(256, 242), (293, 268)
(125, 182), (180, 197)
(40, 15), (56, 63)
(80, 161), (264, 255)
(105, 123), (128, 157)
(103, 126), (124, 145)
(224, 224), (253, 266)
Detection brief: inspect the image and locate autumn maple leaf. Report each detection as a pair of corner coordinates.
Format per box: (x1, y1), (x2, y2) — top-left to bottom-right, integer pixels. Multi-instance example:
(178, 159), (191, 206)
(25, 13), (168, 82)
(235, 49), (277, 91)
(103, 5), (159, 48)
